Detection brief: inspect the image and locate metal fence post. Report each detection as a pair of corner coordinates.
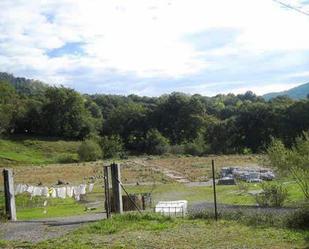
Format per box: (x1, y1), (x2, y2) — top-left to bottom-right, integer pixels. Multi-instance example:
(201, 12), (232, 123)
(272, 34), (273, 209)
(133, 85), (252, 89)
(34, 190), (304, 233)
(3, 169), (16, 221)
(212, 160), (218, 221)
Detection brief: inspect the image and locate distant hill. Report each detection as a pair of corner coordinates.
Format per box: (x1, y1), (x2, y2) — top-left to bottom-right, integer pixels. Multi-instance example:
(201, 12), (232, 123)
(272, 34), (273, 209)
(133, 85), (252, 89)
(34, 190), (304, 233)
(263, 82), (309, 100)
(0, 72), (48, 96)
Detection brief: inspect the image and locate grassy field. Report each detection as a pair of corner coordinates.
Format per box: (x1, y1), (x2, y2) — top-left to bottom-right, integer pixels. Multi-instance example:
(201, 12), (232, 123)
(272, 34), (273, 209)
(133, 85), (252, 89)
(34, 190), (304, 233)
(149, 154), (263, 181)
(0, 179), (305, 221)
(1, 213), (308, 249)
(0, 136), (305, 220)
(0, 136), (81, 167)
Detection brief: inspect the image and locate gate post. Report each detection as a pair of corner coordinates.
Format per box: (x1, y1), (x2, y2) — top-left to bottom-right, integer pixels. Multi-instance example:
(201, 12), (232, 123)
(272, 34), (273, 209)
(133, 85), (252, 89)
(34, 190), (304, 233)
(103, 166), (111, 219)
(3, 169), (16, 221)
(110, 163), (123, 214)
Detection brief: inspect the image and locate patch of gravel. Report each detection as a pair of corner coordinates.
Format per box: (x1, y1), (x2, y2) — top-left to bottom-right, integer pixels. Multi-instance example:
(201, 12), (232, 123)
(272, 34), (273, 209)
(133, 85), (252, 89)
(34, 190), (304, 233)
(0, 213), (105, 243)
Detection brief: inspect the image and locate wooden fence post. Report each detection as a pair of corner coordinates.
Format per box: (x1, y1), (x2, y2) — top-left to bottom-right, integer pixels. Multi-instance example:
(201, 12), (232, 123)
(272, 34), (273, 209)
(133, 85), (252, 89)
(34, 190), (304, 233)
(3, 169), (16, 221)
(110, 163), (123, 214)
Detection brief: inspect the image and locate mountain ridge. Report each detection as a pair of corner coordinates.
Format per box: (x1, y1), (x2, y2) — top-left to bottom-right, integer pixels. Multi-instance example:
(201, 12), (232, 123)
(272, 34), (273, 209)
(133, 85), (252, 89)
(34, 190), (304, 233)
(263, 82), (309, 100)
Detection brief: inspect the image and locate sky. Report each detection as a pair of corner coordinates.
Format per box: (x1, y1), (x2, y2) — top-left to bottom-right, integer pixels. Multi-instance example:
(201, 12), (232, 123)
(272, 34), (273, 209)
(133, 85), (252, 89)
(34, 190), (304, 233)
(0, 0), (309, 96)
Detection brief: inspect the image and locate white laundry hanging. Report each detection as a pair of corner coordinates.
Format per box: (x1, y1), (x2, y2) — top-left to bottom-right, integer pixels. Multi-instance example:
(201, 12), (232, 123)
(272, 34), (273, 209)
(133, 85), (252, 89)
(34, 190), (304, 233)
(66, 186), (74, 198)
(49, 187), (57, 198)
(32, 187), (43, 197)
(80, 184), (87, 195)
(73, 186), (81, 201)
(26, 185), (34, 194)
(88, 183), (94, 192)
(56, 187), (66, 199)
(41, 187), (49, 197)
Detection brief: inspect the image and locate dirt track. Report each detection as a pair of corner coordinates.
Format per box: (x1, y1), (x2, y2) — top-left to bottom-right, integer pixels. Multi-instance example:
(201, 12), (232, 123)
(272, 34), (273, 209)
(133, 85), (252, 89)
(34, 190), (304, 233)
(0, 213), (105, 242)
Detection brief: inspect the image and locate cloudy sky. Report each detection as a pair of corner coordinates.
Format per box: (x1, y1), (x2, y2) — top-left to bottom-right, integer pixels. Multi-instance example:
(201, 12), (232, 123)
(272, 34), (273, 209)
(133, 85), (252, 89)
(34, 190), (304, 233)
(1, 0), (309, 96)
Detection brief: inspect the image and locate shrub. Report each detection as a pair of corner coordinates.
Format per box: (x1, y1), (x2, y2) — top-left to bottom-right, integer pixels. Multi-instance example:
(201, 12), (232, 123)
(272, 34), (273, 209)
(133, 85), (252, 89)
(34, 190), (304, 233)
(56, 154), (78, 163)
(267, 135), (309, 200)
(100, 135), (124, 159)
(78, 139), (102, 162)
(144, 129), (170, 155)
(169, 144), (185, 155)
(255, 183), (288, 207)
(183, 134), (209, 156)
(285, 205), (309, 229)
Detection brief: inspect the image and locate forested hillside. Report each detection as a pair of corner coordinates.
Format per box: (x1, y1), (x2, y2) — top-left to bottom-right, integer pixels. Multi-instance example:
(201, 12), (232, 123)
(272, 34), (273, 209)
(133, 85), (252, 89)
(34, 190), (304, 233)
(263, 82), (309, 100)
(0, 72), (48, 96)
(1, 73), (309, 157)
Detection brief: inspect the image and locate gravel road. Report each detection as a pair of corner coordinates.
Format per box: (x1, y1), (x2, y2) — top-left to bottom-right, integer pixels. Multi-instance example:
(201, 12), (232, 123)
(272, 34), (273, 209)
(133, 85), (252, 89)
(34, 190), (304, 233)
(0, 213), (105, 242)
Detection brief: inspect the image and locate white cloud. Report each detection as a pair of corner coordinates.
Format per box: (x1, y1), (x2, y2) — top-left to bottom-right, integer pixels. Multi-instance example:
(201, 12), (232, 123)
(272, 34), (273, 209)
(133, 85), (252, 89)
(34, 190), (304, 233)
(0, 0), (309, 94)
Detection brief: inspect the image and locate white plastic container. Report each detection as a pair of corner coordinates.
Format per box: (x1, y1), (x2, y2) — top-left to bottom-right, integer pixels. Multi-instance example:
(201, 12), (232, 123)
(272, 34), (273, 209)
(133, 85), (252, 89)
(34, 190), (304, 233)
(155, 200), (188, 217)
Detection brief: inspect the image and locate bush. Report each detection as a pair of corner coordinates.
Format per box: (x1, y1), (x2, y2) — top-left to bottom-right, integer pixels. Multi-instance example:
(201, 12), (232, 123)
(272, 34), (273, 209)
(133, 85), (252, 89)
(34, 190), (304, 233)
(169, 144), (185, 155)
(78, 139), (102, 162)
(183, 133), (209, 156)
(100, 135), (124, 159)
(144, 129), (169, 155)
(285, 205), (309, 229)
(56, 154), (78, 163)
(255, 183), (288, 207)
(184, 142), (204, 156)
(267, 135), (309, 200)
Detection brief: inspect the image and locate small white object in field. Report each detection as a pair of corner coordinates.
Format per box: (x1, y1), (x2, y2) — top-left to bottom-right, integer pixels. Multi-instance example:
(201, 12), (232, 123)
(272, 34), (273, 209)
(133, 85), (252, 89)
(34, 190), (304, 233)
(88, 183), (94, 192)
(155, 200), (188, 217)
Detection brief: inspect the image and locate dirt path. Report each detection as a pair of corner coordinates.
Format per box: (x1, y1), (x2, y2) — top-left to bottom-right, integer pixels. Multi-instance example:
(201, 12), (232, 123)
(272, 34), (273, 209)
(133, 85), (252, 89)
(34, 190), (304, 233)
(0, 213), (105, 242)
(131, 159), (191, 183)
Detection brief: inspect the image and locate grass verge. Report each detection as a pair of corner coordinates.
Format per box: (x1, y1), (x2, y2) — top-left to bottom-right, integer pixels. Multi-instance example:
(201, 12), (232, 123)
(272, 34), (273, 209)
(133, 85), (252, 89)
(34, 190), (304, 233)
(1, 213), (308, 249)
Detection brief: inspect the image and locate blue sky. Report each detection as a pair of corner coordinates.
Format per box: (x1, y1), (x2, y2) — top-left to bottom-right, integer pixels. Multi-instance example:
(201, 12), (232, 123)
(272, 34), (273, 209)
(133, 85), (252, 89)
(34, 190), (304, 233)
(0, 0), (309, 96)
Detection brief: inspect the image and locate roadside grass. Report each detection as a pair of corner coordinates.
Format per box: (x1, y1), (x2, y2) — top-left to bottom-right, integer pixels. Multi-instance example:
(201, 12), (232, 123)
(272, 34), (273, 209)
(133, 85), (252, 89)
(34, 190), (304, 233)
(0, 136), (80, 167)
(1, 213), (308, 249)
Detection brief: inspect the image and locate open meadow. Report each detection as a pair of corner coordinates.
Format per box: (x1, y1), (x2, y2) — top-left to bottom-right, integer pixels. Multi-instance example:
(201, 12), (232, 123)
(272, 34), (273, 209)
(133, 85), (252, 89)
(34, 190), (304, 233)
(0, 138), (308, 248)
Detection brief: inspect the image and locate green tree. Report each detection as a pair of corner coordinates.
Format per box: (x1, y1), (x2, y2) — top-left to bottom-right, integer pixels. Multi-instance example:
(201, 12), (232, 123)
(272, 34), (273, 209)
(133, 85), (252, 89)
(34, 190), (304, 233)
(267, 135), (309, 200)
(144, 129), (169, 155)
(0, 80), (25, 134)
(100, 135), (124, 158)
(42, 87), (95, 139)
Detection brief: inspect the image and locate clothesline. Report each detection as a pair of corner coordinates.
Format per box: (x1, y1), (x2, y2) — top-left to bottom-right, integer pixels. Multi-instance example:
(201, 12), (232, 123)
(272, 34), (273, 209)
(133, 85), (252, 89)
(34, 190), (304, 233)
(15, 183), (95, 201)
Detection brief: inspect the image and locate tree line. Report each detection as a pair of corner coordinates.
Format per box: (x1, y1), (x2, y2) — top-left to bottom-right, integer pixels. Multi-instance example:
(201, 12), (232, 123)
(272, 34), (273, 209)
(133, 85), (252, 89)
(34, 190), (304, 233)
(1, 77), (309, 157)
